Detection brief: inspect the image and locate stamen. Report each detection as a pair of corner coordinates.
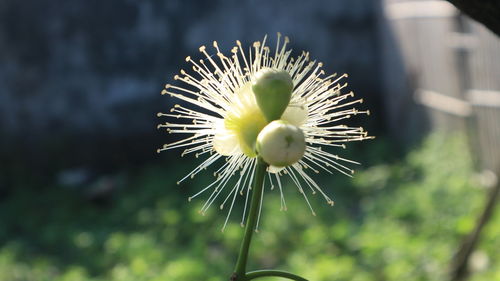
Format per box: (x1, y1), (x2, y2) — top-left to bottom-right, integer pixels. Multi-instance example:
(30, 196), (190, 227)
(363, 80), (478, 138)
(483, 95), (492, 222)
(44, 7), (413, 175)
(159, 34), (371, 227)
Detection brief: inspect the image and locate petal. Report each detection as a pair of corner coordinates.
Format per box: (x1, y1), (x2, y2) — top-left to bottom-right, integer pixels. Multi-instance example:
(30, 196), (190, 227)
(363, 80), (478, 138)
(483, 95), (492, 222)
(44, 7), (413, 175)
(213, 120), (241, 156)
(281, 104), (308, 126)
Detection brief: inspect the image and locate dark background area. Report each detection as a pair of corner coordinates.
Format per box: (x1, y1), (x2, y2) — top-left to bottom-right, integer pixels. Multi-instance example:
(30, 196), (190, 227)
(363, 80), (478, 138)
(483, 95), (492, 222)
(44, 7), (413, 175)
(0, 0), (383, 182)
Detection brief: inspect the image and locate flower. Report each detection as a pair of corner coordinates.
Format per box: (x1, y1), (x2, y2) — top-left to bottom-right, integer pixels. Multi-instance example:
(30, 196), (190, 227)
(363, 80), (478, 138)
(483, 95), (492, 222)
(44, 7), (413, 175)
(157, 33), (372, 230)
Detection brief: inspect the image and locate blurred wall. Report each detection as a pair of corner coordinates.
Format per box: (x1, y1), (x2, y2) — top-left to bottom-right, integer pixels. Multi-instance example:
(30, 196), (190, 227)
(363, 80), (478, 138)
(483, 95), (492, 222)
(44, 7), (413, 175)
(0, 0), (382, 175)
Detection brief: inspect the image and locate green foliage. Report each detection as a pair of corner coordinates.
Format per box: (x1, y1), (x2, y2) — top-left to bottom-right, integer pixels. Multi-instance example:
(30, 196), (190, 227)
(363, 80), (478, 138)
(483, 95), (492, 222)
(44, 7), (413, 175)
(0, 134), (498, 280)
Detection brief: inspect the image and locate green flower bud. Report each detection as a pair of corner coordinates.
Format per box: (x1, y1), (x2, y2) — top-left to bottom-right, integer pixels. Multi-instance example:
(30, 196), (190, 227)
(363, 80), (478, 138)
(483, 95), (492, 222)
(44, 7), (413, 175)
(252, 68), (293, 122)
(256, 120), (306, 167)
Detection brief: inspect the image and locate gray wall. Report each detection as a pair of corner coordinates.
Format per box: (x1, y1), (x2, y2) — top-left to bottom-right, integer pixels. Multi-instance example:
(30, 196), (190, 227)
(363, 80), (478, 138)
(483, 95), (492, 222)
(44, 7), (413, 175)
(0, 0), (382, 170)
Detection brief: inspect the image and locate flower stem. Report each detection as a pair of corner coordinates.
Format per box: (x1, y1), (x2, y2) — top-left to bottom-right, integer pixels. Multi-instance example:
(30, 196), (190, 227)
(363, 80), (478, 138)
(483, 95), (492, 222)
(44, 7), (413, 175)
(231, 158), (309, 281)
(232, 158), (267, 280)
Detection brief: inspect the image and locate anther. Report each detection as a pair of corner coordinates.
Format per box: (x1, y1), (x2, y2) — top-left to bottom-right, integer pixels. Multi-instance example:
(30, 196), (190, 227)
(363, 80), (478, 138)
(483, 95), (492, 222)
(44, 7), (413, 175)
(199, 45), (206, 52)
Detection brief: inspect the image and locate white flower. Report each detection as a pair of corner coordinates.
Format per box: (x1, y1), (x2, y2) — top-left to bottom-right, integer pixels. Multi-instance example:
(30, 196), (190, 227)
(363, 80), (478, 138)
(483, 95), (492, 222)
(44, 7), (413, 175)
(157, 33), (372, 230)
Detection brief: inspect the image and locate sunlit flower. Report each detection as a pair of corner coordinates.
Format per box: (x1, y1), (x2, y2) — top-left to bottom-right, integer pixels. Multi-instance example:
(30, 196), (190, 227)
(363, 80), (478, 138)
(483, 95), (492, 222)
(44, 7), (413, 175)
(157, 33), (372, 230)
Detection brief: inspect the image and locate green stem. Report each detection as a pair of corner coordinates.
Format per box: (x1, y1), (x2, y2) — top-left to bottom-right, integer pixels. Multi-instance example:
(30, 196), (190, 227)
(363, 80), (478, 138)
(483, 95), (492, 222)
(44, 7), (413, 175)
(245, 270), (309, 280)
(230, 158), (309, 281)
(233, 158), (267, 280)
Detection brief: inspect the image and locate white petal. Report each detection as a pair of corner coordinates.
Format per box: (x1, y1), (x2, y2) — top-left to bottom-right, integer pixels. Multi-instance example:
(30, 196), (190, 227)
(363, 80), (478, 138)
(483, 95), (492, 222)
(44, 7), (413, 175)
(213, 120), (241, 156)
(281, 104), (308, 126)
(268, 165), (285, 174)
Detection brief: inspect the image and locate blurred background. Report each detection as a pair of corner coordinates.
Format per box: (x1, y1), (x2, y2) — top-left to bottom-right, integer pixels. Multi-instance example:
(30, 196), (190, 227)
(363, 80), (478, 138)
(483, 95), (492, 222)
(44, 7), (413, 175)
(0, 0), (499, 280)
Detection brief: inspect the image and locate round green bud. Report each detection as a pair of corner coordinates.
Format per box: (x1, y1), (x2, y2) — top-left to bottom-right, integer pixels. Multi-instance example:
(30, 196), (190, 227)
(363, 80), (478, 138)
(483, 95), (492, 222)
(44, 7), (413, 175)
(256, 120), (306, 167)
(252, 68), (293, 122)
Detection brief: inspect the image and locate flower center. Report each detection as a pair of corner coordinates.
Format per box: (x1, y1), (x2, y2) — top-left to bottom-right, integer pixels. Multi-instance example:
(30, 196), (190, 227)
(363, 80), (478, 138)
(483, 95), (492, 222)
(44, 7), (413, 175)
(225, 107), (267, 157)
(216, 70), (302, 159)
(223, 84), (267, 157)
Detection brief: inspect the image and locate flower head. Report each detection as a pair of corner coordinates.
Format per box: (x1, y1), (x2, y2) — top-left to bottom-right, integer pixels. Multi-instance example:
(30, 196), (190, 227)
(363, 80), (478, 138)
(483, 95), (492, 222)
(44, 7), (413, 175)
(158, 34), (372, 230)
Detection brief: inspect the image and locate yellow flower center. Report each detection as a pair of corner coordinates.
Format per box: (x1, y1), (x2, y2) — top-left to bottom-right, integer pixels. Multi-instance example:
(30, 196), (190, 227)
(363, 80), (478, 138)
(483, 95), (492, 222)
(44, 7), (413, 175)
(225, 106), (267, 158)
(217, 69), (299, 158)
